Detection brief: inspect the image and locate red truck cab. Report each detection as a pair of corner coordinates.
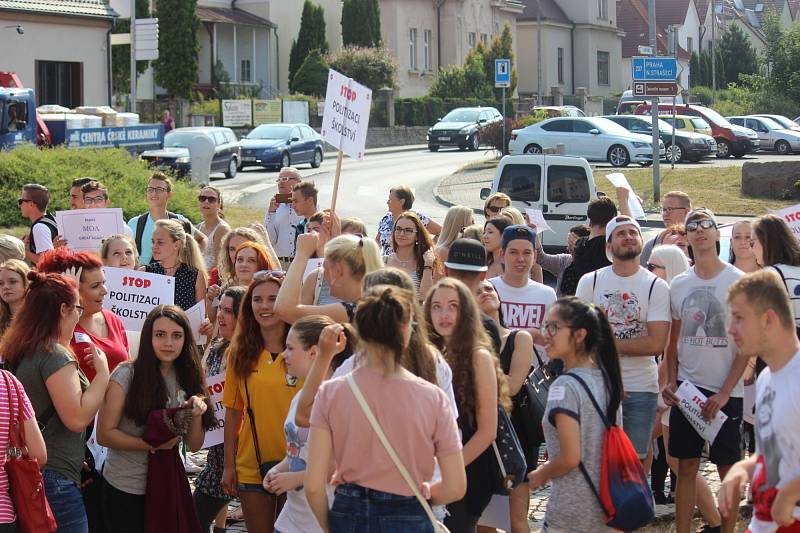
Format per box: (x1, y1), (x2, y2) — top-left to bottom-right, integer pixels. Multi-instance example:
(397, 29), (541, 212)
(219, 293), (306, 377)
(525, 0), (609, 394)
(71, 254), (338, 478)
(634, 103), (759, 158)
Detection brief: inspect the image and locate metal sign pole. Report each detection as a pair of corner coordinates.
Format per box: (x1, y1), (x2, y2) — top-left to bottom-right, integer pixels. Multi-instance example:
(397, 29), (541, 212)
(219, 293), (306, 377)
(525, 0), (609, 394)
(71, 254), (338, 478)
(502, 86), (506, 155)
(130, 0), (136, 113)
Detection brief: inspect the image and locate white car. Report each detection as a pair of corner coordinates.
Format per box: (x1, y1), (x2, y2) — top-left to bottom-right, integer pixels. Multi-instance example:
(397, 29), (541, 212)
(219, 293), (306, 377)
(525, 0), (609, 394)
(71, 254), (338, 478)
(508, 116), (665, 167)
(728, 115), (800, 155)
(752, 114), (800, 133)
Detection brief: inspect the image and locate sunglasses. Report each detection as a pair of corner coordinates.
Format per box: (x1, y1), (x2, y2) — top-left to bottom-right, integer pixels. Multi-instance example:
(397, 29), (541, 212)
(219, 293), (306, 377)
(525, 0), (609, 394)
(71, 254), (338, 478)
(486, 205), (503, 214)
(198, 195), (218, 204)
(646, 263), (665, 272)
(686, 219), (716, 232)
(253, 269), (286, 280)
(17, 199), (32, 206)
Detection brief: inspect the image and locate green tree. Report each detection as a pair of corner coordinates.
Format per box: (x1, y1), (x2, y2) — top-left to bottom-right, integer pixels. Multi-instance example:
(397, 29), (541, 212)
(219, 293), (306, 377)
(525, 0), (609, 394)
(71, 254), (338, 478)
(341, 0), (381, 47)
(719, 25), (758, 85)
(111, 0), (151, 96)
(291, 50), (329, 96)
(327, 46), (397, 91)
(762, 8), (785, 75)
(288, 1), (329, 92)
(153, 0), (200, 99)
(689, 52), (702, 87)
(482, 23), (518, 100)
(699, 49), (712, 88)
(429, 51), (494, 99)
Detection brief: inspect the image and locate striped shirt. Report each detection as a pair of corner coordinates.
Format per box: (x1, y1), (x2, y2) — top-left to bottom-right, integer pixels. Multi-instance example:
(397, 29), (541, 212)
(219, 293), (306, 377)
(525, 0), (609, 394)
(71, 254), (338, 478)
(0, 370), (35, 523)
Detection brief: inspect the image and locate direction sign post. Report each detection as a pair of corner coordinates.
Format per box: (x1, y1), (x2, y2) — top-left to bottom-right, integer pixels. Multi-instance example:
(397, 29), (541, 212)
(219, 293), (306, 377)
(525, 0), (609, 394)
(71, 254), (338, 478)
(495, 59), (511, 154)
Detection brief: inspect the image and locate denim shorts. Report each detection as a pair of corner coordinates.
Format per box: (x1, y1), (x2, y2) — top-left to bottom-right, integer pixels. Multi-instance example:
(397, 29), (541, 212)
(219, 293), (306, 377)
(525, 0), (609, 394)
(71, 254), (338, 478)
(238, 482), (268, 494)
(621, 391), (659, 459)
(43, 469), (88, 533)
(329, 483), (434, 533)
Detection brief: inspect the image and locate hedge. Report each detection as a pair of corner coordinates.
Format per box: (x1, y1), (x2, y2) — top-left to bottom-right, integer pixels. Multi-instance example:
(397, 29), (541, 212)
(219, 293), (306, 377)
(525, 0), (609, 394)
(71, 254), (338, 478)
(394, 97), (502, 127)
(0, 146), (201, 228)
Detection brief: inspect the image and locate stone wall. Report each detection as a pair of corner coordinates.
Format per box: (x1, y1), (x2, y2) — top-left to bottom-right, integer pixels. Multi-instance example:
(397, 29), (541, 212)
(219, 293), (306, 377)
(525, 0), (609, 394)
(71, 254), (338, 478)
(742, 161), (800, 200)
(363, 126), (428, 148)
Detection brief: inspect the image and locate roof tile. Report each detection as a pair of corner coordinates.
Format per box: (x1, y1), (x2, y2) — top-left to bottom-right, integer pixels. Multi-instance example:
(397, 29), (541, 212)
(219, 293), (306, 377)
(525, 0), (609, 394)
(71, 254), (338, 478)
(0, 0), (116, 18)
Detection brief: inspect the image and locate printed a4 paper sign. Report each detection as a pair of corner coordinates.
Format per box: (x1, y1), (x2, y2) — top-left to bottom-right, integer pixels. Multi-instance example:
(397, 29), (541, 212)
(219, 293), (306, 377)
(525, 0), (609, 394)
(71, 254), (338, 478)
(675, 381), (728, 444)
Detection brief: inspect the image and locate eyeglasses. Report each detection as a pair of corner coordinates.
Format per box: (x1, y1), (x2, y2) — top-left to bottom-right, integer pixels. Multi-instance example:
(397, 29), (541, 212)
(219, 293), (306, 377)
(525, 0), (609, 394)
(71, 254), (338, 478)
(394, 227), (417, 236)
(486, 205), (502, 214)
(279, 175), (300, 182)
(198, 195), (218, 204)
(253, 269), (286, 280)
(146, 186), (168, 194)
(541, 321), (569, 337)
(646, 263), (665, 272)
(686, 219), (716, 232)
(663, 206), (688, 214)
(83, 195), (107, 205)
(17, 199), (32, 206)
(74, 304), (85, 317)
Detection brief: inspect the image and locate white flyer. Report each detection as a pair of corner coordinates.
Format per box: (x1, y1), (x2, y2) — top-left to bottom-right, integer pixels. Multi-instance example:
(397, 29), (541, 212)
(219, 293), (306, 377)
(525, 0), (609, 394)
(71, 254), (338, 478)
(675, 381), (728, 444)
(185, 300), (207, 345)
(86, 415), (108, 473)
(605, 173), (646, 219)
(524, 209), (553, 234)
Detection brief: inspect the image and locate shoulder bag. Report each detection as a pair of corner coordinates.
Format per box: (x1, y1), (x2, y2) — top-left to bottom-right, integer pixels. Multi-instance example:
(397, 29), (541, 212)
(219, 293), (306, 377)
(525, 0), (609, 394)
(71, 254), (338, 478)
(244, 377), (278, 479)
(346, 374), (450, 533)
(2, 371), (57, 533)
(517, 346), (561, 446)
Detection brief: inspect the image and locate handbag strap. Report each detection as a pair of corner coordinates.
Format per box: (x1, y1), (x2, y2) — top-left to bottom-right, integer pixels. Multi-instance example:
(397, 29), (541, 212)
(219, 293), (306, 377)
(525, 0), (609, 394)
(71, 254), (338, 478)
(243, 377), (264, 468)
(2, 371), (26, 457)
(345, 374), (440, 529)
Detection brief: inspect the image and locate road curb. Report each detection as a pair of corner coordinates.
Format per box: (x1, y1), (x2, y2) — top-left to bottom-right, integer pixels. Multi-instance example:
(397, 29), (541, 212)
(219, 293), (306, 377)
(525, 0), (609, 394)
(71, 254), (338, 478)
(324, 144), (426, 156)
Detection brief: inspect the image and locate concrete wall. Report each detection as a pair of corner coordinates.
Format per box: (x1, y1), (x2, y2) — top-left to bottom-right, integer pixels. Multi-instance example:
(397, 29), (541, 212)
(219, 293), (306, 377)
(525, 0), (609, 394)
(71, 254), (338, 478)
(742, 161), (800, 200)
(573, 25), (623, 96)
(364, 126), (428, 148)
(516, 21), (573, 97)
(0, 12), (112, 106)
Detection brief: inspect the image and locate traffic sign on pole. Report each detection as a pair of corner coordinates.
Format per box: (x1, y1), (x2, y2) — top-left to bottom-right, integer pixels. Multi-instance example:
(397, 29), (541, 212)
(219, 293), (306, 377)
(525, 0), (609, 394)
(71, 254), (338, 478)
(632, 56), (678, 81)
(494, 59), (511, 88)
(633, 81), (679, 97)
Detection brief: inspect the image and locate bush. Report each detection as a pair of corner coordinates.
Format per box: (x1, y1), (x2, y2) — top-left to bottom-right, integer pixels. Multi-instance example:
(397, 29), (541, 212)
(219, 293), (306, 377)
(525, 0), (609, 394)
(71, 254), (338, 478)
(479, 116), (545, 155)
(0, 146), (201, 228)
(291, 50), (329, 97)
(393, 97), (500, 127)
(327, 46), (398, 92)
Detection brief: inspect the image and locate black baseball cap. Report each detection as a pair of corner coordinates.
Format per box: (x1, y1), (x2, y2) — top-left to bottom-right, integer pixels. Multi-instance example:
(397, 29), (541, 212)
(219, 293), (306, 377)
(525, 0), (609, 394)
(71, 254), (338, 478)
(444, 239), (488, 272)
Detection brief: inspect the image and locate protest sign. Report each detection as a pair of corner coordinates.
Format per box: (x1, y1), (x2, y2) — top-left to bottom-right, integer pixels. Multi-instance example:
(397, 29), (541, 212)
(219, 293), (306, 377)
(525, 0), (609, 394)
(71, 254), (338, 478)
(524, 208), (553, 234)
(675, 381), (728, 444)
(103, 267), (174, 331)
(202, 373), (227, 449)
(185, 300), (207, 345)
(56, 208), (125, 253)
(86, 415), (108, 472)
(605, 173), (646, 219)
(772, 203), (800, 240)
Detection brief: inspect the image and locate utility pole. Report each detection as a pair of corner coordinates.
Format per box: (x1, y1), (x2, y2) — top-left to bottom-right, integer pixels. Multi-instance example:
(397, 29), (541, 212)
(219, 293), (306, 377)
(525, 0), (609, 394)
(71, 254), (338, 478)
(536, 0), (542, 104)
(648, 0), (660, 203)
(712, 0), (716, 104)
(130, 0), (136, 113)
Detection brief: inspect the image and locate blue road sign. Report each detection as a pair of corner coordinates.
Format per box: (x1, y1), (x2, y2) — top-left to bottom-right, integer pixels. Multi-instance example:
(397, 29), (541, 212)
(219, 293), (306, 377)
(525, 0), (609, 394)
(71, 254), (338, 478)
(632, 56), (677, 81)
(495, 59), (511, 88)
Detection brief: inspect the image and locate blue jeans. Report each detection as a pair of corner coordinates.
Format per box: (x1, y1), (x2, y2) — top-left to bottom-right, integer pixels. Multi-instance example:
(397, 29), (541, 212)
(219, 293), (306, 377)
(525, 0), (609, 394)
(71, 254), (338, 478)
(43, 470), (88, 533)
(622, 391), (659, 459)
(329, 483), (434, 533)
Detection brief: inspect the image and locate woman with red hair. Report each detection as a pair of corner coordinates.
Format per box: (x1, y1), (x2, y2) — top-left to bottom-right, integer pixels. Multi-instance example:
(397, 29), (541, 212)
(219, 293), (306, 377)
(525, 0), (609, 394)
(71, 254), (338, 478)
(39, 248), (129, 380)
(0, 271), (109, 532)
(234, 241), (278, 287)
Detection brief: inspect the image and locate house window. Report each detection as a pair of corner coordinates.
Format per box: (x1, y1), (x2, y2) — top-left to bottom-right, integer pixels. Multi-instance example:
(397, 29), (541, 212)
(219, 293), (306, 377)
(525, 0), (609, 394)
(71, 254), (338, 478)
(468, 32), (476, 49)
(240, 59), (251, 83)
(597, 51), (609, 85)
(557, 47), (564, 84)
(598, 0), (608, 19)
(480, 33), (488, 45)
(423, 30), (432, 71)
(687, 37), (693, 54)
(409, 28), (418, 70)
(36, 60), (82, 108)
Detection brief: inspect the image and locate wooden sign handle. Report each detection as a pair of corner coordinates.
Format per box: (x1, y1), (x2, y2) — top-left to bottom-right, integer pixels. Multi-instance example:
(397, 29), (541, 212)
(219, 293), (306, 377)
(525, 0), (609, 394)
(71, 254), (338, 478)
(330, 149), (344, 212)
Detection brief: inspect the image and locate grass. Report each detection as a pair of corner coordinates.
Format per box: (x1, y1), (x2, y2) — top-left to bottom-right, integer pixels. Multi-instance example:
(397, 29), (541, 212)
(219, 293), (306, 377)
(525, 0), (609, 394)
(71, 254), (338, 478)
(595, 165), (796, 216)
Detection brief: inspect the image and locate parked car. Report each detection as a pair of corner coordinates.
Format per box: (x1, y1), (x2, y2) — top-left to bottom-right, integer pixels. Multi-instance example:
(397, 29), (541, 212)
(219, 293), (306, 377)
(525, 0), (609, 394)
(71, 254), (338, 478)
(602, 115), (716, 163)
(751, 114), (800, 132)
(615, 89), (684, 115)
(659, 114), (713, 136)
(531, 105), (585, 117)
(238, 123), (323, 170)
(140, 127), (240, 179)
(727, 115), (800, 155)
(508, 116), (665, 167)
(427, 107), (503, 151)
(635, 103), (759, 158)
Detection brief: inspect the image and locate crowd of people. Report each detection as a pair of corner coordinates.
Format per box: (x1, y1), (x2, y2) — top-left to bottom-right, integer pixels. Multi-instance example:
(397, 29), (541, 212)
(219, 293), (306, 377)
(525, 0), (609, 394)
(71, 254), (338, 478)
(0, 164), (798, 533)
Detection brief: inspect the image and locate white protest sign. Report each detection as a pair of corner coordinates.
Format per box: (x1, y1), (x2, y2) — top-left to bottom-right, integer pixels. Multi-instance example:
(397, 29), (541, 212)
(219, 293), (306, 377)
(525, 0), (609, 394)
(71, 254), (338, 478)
(321, 69), (372, 161)
(103, 267), (174, 331)
(675, 381), (728, 444)
(56, 208), (125, 253)
(303, 258), (324, 280)
(86, 415), (108, 472)
(524, 209), (553, 234)
(605, 173), (646, 219)
(202, 373), (226, 449)
(772, 203), (800, 241)
(185, 300), (207, 345)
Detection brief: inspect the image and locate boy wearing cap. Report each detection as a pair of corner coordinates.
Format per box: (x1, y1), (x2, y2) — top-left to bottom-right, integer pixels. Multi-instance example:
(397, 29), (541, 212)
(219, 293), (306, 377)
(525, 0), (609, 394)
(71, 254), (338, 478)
(490, 225), (556, 341)
(663, 208), (748, 533)
(576, 215), (671, 465)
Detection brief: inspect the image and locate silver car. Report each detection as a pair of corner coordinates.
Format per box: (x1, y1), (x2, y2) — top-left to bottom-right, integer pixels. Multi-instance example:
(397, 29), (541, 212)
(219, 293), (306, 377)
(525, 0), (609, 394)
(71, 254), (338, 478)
(728, 115), (800, 155)
(752, 114), (800, 133)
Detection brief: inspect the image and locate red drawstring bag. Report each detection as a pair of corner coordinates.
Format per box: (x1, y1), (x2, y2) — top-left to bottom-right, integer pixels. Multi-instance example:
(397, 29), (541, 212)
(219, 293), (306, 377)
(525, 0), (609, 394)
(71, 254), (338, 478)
(2, 371), (57, 533)
(564, 373), (655, 531)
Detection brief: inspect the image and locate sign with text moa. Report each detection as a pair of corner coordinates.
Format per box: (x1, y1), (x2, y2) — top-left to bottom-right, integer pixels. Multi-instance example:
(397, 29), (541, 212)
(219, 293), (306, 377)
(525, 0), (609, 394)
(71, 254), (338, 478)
(66, 125), (163, 149)
(102, 267), (174, 331)
(632, 56), (678, 81)
(56, 208), (126, 253)
(222, 100), (252, 127)
(321, 69), (372, 160)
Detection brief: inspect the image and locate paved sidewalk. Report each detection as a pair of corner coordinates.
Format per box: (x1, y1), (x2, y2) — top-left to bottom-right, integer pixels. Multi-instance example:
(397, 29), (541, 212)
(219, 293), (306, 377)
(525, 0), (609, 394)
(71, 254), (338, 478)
(433, 162), (495, 213)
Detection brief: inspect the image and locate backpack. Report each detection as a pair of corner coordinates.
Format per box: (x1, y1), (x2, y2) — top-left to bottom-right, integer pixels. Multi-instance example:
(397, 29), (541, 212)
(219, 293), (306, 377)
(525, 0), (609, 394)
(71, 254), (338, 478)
(29, 213), (58, 254)
(134, 212), (192, 256)
(563, 372), (655, 531)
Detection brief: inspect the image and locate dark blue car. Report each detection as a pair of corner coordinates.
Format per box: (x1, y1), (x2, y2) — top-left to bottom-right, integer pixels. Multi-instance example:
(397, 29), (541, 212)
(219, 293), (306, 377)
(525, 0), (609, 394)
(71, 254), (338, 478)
(238, 123), (324, 171)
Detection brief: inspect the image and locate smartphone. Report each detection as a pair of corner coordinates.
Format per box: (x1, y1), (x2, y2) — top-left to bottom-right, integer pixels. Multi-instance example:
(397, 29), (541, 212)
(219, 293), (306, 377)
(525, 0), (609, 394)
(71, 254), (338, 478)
(274, 193), (292, 204)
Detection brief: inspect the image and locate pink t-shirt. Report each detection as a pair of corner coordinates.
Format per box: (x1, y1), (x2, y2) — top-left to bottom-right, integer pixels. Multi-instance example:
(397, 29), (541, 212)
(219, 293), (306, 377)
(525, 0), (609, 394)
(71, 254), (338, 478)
(71, 309), (129, 381)
(310, 366), (462, 497)
(0, 370), (35, 523)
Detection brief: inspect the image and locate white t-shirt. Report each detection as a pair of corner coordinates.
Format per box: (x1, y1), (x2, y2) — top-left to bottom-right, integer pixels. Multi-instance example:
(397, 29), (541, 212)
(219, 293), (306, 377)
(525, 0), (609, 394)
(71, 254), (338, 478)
(748, 351), (800, 533)
(576, 266), (670, 393)
(670, 263), (744, 397)
(769, 264), (800, 332)
(489, 276), (556, 331)
(274, 393), (333, 533)
(31, 221), (54, 254)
